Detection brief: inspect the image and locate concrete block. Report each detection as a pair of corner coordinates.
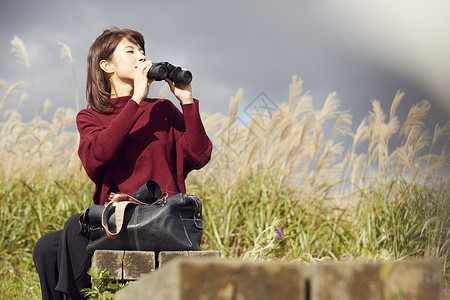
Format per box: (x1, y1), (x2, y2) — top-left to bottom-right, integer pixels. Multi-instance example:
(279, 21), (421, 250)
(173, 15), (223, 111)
(382, 259), (442, 300)
(158, 250), (220, 267)
(157, 250), (188, 267)
(91, 250), (124, 279)
(91, 250), (217, 280)
(309, 259), (443, 300)
(116, 258), (443, 300)
(116, 257), (307, 300)
(123, 251), (156, 280)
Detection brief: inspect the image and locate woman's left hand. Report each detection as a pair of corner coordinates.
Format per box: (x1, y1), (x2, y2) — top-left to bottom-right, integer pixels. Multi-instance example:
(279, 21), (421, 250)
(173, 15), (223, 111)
(165, 74), (194, 105)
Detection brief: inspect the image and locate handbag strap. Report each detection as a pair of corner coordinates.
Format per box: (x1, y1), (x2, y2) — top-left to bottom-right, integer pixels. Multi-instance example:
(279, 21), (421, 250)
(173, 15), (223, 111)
(108, 192), (148, 205)
(101, 193), (149, 240)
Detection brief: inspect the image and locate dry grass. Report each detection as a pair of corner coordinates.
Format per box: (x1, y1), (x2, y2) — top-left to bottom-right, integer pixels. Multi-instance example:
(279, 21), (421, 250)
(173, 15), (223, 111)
(0, 98), (80, 180)
(0, 37), (449, 298)
(193, 75), (449, 205)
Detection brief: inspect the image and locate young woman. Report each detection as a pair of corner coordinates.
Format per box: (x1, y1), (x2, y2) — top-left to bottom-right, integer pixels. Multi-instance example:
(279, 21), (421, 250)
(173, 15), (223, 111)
(33, 28), (212, 300)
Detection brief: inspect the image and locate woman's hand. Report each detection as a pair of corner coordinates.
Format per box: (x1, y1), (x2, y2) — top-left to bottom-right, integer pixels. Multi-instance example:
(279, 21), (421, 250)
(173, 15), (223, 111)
(132, 60), (154, 105)
(165, 70), (194, 105)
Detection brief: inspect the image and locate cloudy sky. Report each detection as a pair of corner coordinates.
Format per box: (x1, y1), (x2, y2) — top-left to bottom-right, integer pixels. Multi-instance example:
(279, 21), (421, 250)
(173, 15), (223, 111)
(1, 0), (449, 138)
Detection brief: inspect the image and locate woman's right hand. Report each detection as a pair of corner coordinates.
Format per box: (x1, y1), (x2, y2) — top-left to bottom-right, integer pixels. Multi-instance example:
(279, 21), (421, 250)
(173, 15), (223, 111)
(132, 60), (154, 105)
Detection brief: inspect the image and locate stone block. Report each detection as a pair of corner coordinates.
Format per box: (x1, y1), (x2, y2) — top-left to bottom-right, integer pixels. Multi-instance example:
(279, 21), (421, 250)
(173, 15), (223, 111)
(115, 258), (443, 300)
(382, 259), (442, 299)
(123, 251), (156, 280)
(91, 250), (156, 280)
(158, 250), (220, 267)
(309, 259), (443, 300)
(91, 250), (124, 279)
(116, 257), (307, 300)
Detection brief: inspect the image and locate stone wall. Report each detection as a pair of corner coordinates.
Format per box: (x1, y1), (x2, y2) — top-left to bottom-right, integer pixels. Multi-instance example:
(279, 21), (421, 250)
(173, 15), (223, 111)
(115, 257), (443, 300)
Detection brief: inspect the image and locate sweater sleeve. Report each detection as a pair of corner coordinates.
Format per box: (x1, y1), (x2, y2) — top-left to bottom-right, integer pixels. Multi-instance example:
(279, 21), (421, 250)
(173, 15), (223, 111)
(76, 101), (144, 183)
(174, 99), (213, 171)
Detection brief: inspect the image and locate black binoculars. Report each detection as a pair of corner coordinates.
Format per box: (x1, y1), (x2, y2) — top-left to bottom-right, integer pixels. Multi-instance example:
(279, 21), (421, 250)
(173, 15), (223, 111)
(131, 180), (163, 204)
(147, 62), (192, 84)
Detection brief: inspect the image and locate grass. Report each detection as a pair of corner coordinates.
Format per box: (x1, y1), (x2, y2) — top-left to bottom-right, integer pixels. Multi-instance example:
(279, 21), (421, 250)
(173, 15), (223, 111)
(0, 174), (91, 298)
(0, 36), (449, 299)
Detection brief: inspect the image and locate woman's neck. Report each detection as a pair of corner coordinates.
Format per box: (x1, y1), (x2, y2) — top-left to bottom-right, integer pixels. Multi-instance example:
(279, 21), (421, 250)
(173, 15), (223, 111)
(110, 79), (133, 98)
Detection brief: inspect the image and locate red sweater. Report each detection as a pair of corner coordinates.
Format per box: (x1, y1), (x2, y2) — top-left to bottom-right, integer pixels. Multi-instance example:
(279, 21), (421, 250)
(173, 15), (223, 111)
(76, 96), (212, 205)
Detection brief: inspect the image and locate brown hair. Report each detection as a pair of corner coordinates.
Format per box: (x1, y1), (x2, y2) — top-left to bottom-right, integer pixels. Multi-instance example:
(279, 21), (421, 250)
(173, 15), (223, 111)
(86, 27), (145, 113)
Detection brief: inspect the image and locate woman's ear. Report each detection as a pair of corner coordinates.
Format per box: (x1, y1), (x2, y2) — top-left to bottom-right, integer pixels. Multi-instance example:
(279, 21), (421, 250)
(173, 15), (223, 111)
(99, 59), (114, 74)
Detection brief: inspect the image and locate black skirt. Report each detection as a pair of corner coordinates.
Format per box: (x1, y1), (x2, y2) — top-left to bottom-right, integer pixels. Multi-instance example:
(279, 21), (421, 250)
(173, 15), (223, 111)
(33, 214), (92, 300)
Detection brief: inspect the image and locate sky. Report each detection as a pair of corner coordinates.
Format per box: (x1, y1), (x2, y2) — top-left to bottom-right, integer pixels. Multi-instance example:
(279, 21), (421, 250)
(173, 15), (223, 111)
(0, 0), (449, 141)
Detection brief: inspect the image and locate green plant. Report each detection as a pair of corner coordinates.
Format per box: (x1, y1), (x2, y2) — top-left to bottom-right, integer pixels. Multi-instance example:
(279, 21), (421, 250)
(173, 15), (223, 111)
(81, 268), (131, 300)
(1, 37), (449, 299)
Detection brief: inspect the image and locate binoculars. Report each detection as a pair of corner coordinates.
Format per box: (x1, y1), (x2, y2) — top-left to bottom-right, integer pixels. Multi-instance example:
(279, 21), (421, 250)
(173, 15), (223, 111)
(147, 62), (192, 84)
(131, 180), (163, 204)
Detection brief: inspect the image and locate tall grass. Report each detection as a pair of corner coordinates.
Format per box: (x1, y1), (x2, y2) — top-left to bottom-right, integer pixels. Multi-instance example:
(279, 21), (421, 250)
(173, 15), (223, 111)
(191, 78), (449, 265)
(1, 37), (449, 299)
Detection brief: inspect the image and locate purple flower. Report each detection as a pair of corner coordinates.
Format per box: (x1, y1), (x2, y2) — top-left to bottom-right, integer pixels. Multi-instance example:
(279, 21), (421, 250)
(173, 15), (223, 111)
(444, 289), (448, 297)
(274, 227), (283, 240)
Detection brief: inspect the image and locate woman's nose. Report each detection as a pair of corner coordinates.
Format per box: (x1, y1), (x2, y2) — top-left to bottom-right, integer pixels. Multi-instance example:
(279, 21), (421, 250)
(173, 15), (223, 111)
(138, 54), (146, 62)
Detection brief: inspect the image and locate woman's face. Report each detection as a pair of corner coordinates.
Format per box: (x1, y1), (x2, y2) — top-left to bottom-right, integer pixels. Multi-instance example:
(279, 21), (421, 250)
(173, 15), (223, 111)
(109, 38), (146, 83)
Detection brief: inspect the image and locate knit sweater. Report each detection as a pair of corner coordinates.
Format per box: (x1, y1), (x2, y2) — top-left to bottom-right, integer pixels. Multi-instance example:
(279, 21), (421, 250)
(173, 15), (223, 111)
(76, 96), (212, 205)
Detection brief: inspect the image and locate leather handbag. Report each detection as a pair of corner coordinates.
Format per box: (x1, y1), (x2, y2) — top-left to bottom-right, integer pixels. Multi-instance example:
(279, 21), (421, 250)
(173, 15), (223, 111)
(79, 180), (204, 254)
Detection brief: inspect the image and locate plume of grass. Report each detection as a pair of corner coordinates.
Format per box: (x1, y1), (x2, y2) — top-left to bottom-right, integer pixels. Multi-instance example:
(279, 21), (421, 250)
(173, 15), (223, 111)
(58, 42), (80, 112)
(10, 36), (30, 69)
(228, 88), (242, 126)
(17, 92), (28, 110)
(42, 98), (53, 115)
(0, 80), (27, 113)
(11, 36), (38, 120)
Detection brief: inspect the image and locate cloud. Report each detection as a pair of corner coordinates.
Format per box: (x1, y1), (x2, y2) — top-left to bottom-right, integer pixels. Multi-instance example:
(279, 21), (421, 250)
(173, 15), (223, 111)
(314, 0), (450, 114)
(0, 0), (448, 132)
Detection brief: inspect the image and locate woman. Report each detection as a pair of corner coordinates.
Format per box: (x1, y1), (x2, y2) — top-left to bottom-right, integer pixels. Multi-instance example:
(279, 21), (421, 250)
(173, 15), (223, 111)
(33, 28), (212, 300)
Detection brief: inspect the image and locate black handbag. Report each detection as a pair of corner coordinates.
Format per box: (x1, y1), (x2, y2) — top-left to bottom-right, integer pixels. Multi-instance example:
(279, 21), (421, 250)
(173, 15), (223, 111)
(79, 180), (204, 254)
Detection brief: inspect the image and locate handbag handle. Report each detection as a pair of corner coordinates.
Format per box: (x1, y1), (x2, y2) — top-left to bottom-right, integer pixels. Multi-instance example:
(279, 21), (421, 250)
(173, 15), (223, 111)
(101, 194), (148, 240)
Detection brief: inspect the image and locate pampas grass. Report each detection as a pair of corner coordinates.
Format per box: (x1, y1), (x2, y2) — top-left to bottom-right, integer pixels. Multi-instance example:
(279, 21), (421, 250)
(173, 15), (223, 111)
(0, 80), (27, 112)
(0, 38), (449, 298)
(10, 35), (30, 69)
(58, 42), (80, 112)
(11, 36), (38, 121)
(0, 105), (80, 180)
(189, 75), (449, 285)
